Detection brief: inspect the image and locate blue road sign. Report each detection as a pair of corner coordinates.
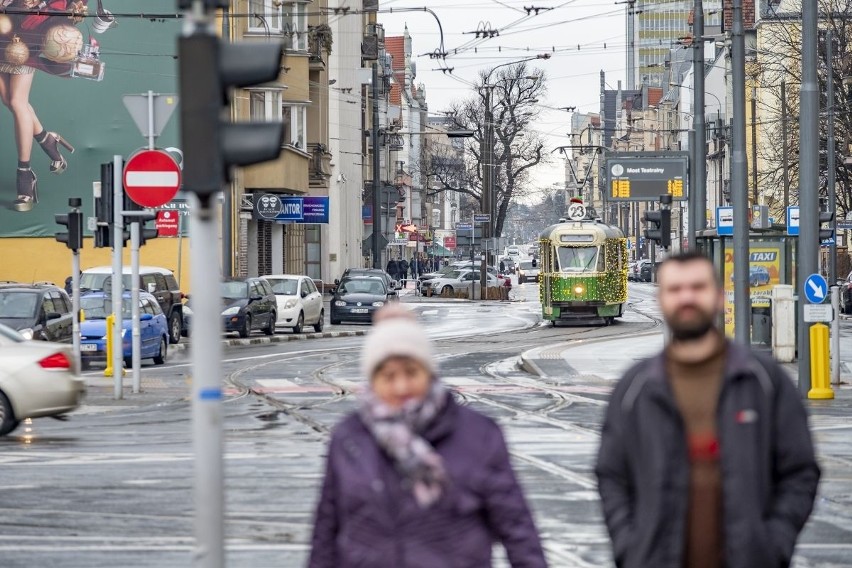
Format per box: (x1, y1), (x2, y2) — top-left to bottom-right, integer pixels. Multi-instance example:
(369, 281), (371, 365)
(787, 206), (800, 236)
(716, 206), (734, 235)
(804, 273), (828, 304)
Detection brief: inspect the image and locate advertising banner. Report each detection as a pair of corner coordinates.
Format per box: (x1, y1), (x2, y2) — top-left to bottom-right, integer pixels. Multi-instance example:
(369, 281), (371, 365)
(254, 195), (331, 224)
(723, 244), (782, 337)
(0, 1), (181, 235)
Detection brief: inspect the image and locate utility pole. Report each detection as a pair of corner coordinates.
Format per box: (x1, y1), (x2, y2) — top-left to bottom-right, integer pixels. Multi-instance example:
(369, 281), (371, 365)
(798, 0), (820, 394)
(691, 0), (706, 249)
(371, 63), (381, 269)
(827, 31), (837, 284)
(731, 0), (750, 345)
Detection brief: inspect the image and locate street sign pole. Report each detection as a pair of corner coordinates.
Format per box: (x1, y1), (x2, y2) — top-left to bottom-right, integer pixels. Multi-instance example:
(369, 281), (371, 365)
(799, 0), (820, 395)
(71, 248), (81, 374)
(112, 155), (124, 400)
(131, 222), (141, 394)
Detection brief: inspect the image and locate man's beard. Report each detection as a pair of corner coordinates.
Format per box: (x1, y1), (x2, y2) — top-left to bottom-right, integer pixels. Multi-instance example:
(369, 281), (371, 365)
(667, 305), (716, 341)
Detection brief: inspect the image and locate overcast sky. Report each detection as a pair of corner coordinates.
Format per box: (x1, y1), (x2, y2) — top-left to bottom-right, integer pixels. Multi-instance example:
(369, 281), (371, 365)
(379, 0), (627, 197)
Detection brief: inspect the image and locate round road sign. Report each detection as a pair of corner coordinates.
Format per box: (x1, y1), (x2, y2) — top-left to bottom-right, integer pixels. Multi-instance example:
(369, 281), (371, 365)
(123, 149), (182, 208)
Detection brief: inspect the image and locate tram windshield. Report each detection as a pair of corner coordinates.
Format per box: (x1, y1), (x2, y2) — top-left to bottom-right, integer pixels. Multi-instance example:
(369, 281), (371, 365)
(557, 246), (603, 272)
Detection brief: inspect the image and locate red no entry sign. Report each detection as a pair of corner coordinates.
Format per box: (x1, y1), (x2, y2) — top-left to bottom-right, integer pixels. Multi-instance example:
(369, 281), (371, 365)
(123, 150), (182, 208)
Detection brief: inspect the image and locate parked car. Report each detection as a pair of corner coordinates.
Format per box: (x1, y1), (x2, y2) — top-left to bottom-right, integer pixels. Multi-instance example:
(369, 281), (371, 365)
(516, 259), (541, 284)
(79, 292), (169, 369)
(221, 278), (277, 338)
(638, 259), (662, 282)
(0, 284), (73, 343)
(262, 274), (324, 333)
(505, 246), (521, 258)
(80, 266), (184, 345)
(424, 269), (498, 296)
(339, 268), (398, 291)
(330, 277), (396, 325)
(0, 322), (85, 436)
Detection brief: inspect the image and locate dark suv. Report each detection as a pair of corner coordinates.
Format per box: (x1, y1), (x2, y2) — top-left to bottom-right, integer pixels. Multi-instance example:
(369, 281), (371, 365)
(0, 284), (73, 342)
(80, 266), (185, 344)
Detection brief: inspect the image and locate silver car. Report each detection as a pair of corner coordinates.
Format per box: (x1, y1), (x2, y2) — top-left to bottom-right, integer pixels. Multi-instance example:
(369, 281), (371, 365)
(0, 323), (85, 436)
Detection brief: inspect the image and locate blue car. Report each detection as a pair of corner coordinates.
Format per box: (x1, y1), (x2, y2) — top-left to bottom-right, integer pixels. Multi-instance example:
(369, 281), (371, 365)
(79, 292), (169, 369)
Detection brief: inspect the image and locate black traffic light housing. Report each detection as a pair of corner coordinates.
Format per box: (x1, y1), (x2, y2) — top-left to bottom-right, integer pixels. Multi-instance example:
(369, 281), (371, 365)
(819, 210), (835, 241)
(643, 195), (672, 249)
(55, 197), (83, 251)
(179, 31), (285, 201)
(138, 212), (159, 247)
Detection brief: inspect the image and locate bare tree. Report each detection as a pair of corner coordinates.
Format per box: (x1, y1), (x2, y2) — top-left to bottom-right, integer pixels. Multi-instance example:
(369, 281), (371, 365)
(755, 1), (852, 220)
(425, 62), (548, 237)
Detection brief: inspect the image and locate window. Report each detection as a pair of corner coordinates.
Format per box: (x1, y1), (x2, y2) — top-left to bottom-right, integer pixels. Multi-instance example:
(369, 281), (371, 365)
(283, 105), (307, 150)
(300, 280), (311, 297)
(142, 274), (158, 293)
(557, 246), (603, 272)
(250, 282), (263, 298)
(250, 90), (283, 122)
(282, 2), (308, 51)
(260, 281), (274, 297)
(42, 294), (57, 315)
(142, 300), (155, 316)
(50, 291), (70, 313)
(248, 0), (282, 33)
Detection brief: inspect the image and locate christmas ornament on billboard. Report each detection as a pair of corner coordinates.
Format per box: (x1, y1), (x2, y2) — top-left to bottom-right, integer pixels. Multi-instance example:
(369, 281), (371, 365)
(42, 24), (84, 63)
(5, 36), (29, 66)
(0, 15), (13, 36)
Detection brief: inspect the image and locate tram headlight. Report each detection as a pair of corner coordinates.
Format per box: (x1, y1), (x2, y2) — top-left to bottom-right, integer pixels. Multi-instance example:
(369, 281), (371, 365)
(574, 285), (585, 295)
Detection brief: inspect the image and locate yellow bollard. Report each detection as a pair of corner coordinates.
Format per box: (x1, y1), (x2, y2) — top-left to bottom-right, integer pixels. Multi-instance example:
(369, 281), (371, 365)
(104, 313), (115, 377)
(808, 323), (834, 400)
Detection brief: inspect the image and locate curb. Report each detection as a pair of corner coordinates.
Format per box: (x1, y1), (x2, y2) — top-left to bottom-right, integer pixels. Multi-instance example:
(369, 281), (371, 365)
(168, 329), (369, 353)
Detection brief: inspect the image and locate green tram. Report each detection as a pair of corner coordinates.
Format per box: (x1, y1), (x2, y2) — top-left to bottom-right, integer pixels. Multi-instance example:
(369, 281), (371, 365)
(538, 217), (628, 325)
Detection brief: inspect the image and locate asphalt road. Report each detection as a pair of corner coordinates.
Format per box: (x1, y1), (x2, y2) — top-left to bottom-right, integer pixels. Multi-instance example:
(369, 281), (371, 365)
(1, 281), (850, 567)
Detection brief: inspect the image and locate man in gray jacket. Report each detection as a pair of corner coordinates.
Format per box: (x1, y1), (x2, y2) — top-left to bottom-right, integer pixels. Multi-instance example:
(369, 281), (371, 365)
(596, 252), (820, 568)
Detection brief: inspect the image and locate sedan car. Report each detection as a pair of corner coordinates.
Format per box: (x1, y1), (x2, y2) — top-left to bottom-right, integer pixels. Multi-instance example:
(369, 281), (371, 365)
(516, 260), (541, 284)
(79, 292), (169, 369)
(425, 269), (498, 296)
(0, 322), (85, 436)
(339, 268), (398, 292)
(221, 278), (277, 338)
(0, 284), (73, 343)
(330, 277), (395, 325)
(262, 274), (324, 333)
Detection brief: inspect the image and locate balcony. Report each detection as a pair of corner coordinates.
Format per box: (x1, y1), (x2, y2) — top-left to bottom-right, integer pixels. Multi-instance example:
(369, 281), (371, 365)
(308, 143), (332, 189)
(243, 146), (310, 193)
(308, 25), (331, 71)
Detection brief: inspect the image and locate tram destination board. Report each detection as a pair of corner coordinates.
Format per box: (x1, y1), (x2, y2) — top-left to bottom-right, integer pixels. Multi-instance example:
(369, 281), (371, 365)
(605, 153), (688, 202)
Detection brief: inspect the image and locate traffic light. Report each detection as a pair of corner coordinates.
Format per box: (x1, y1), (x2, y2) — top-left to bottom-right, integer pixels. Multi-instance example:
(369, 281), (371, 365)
(643, 199), (672, 249)
(138, 212), (159, 247)
(55, 198), (83, 251)
(178, 29), (285, 199)
(819, 210), (835, 241)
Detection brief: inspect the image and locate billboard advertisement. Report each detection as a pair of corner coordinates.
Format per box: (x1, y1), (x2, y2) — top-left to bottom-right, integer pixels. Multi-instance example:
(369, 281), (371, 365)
(0, 1), (180, 233)
(723, 244), (782, 337)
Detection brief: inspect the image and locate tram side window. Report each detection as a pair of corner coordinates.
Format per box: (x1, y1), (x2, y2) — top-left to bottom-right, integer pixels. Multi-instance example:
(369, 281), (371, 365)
(557, 246), (603, 272)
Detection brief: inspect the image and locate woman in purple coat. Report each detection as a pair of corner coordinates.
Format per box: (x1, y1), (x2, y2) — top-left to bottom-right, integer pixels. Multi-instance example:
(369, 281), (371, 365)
(308, 307), (547, 568)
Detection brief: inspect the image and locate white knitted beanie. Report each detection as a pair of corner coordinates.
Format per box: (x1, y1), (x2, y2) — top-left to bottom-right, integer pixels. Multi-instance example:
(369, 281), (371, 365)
(361, 315), (436, 379)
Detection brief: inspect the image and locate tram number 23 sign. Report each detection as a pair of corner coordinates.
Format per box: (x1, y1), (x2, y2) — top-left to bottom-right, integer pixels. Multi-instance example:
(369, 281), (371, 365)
(567, 203), (587, 221)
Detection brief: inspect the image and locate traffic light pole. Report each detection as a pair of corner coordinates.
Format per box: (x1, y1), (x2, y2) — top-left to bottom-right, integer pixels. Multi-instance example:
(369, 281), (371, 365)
(111, 154), (124, 400)
(130, 222), (141, 394)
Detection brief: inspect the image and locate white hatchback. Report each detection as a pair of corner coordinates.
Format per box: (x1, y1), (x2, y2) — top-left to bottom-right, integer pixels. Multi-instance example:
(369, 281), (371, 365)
(262, 275), (324, 333)
(0, 323), (85, 436)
